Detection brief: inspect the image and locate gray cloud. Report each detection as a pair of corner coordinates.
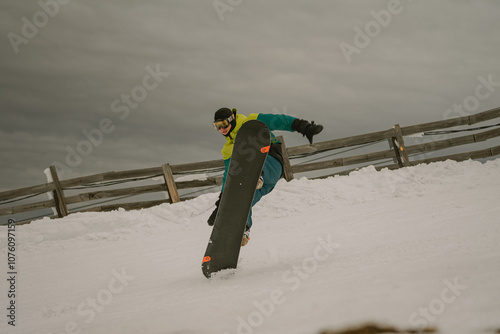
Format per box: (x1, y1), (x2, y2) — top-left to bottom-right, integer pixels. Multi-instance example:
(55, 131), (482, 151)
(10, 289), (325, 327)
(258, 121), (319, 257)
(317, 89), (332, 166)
(1, 0), (500, 191)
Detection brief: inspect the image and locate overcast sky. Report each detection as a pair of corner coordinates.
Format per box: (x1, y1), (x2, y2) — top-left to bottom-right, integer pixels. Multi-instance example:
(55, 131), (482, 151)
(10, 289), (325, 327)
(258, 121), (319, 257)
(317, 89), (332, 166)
(1, 0), (500, 191)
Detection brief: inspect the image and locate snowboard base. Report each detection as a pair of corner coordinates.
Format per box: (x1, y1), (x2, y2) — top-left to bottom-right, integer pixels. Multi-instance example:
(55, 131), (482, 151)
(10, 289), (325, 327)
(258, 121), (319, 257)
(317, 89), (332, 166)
(202, 120), (271, 278)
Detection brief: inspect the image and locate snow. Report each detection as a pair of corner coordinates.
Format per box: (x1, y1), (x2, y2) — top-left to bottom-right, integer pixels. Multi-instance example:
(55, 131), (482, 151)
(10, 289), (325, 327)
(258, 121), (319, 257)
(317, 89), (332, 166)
(2, 159), (500, 334)
(175, 173), (209, 182)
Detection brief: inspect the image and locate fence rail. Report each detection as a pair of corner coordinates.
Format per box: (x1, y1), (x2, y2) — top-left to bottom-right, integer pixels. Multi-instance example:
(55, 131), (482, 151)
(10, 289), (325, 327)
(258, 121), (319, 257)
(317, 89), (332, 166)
(1, 107), (499, 223)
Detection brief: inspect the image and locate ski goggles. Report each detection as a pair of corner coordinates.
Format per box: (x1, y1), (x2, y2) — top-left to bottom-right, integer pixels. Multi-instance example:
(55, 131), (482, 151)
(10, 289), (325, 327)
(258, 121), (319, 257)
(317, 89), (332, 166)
(213, 115), (234, 130)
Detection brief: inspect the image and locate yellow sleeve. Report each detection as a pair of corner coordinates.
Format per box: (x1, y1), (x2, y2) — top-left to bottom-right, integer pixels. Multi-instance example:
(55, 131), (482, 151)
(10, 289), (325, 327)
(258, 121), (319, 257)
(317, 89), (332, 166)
(247, 113), (259, 121)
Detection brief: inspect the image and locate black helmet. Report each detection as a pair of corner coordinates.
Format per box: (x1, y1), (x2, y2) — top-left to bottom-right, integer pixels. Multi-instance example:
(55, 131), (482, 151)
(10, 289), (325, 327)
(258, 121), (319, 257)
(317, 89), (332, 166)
(213, 108), (237, 137)
(214, 107), (233, 121)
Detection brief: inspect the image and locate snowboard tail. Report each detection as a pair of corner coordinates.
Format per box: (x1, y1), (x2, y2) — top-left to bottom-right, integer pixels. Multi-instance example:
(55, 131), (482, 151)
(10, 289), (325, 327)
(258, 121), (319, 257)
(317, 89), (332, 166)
(202, 120), (271, 278)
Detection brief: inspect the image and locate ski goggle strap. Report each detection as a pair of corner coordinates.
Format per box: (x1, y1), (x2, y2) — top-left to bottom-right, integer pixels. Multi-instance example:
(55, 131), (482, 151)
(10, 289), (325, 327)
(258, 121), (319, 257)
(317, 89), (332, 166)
(213, 114), (234, 130)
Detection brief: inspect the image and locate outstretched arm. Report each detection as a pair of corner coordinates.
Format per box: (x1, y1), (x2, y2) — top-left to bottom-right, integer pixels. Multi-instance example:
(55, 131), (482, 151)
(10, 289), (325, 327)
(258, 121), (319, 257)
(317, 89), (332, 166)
(254, 113), (296, 132)
(249, 113), (324, 144)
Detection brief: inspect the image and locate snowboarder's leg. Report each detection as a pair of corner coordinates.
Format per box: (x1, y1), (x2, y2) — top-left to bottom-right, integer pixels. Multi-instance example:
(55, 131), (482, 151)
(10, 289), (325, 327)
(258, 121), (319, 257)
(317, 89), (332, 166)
(246, 155), (283, 228)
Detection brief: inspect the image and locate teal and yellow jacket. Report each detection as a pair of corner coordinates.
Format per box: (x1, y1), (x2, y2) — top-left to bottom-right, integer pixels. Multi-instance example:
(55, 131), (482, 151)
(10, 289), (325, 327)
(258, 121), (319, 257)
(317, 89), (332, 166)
(220, 113), (296, 188)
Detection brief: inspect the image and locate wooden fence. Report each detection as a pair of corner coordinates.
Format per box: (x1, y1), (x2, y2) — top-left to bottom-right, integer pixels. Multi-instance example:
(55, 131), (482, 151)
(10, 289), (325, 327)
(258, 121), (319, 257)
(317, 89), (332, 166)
(1, 107), (499, 224)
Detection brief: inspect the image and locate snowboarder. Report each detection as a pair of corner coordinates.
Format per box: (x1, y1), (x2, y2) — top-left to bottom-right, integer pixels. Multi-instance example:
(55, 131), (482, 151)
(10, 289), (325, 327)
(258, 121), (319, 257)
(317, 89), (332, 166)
(207, 107), (323, 246)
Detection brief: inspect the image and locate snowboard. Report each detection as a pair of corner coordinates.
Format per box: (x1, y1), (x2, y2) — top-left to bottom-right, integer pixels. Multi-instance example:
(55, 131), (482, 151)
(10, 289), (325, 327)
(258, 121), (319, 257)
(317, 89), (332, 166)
(202, 120), (271, 278)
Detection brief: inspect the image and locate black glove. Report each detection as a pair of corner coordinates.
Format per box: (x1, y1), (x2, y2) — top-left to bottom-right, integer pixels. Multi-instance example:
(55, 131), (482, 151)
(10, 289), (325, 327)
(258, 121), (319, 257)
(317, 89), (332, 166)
(291, 119), (324, 144)
(207, 193), (222, 226)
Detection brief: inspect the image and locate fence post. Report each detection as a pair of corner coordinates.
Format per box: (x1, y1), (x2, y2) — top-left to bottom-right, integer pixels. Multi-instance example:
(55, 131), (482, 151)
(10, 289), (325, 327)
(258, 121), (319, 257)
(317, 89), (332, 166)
(390, 138), (404, 168)
(393, 124), (411, 167)
(277, 136), (294, 181)
(162, 163), (181, 203)
(49, 165), (69, 217)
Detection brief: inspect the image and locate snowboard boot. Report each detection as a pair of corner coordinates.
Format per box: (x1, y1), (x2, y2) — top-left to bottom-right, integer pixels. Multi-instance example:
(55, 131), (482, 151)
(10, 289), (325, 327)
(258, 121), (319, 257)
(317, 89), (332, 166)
(241, 226), (251, 247)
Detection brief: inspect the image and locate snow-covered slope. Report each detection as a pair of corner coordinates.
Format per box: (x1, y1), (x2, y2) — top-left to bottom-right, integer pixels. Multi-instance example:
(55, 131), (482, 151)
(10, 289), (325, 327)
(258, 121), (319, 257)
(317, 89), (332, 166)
(2, 159), (500, 334)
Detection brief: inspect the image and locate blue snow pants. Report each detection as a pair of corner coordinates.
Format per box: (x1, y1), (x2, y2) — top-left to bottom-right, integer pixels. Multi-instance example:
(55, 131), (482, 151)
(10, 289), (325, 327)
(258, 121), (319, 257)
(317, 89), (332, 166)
(246, 155), (283, 228)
